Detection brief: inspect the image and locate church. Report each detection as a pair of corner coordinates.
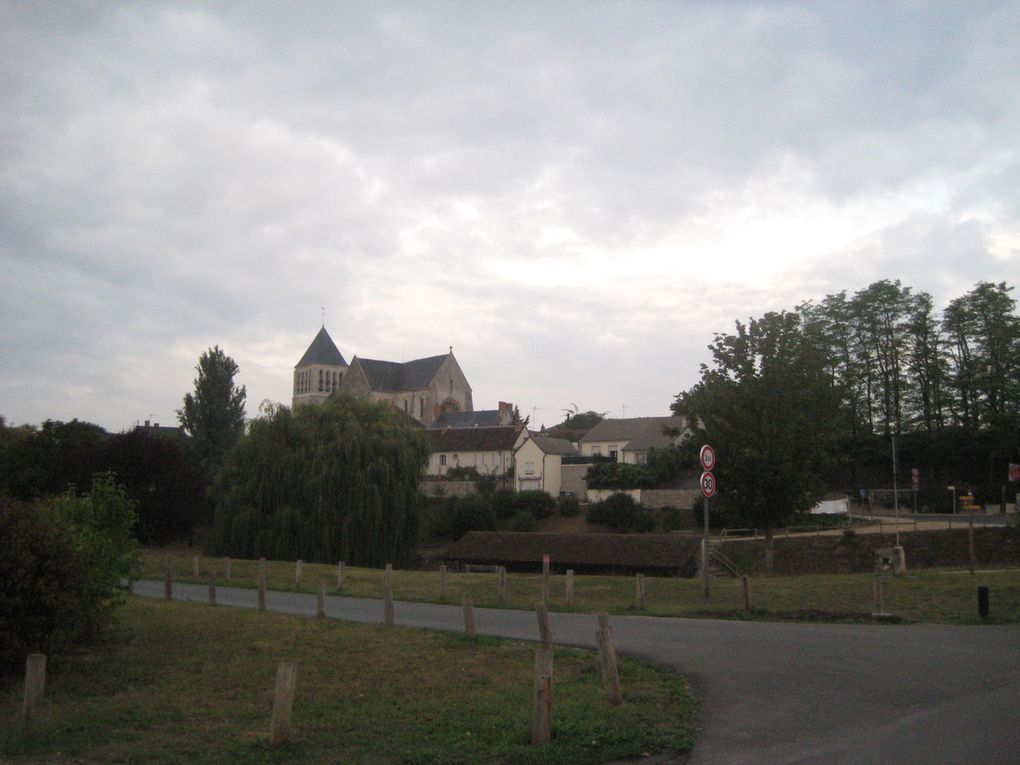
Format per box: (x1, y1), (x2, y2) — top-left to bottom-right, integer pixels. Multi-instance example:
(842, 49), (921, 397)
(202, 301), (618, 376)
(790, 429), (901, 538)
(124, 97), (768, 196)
(292, 327), (473, 427)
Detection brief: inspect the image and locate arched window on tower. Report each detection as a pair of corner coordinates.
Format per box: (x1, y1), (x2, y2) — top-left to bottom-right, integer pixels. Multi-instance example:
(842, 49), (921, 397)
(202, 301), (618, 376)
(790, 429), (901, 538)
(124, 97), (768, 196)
(318, 369), (324, 392)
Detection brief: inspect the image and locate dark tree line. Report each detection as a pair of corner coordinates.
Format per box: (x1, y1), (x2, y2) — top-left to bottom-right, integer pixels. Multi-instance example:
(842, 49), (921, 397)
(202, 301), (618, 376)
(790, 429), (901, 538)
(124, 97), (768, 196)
(0, 417), (208, 545)
(799, 280), (1020, 437)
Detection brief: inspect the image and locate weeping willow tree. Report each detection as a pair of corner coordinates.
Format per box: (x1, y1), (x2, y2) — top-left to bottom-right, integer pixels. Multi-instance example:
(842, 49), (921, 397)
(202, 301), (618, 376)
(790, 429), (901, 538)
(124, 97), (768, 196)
(211, 393), (430, 567)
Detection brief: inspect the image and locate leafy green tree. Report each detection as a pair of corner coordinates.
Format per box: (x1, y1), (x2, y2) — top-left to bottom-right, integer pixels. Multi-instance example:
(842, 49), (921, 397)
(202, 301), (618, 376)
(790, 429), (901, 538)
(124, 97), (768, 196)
(211, 393), (430, 567)
(178, 346), (247, 477)
(672, 312), (842, 556)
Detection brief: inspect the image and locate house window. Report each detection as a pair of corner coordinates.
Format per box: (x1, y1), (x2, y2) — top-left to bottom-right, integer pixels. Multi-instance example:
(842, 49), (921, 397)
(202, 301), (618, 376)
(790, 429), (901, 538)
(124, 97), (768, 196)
(495, 454), (501, 466)
(404, 399), (409, 413)
(592, 447), (601, 456)
(609, 447), (618, 461)
(440, 454), (447, 466)
(636, 453), (648, 465)
(525, 461), (535, 475)
(420, 398), (425, 419)
(476, 454), (483, 466)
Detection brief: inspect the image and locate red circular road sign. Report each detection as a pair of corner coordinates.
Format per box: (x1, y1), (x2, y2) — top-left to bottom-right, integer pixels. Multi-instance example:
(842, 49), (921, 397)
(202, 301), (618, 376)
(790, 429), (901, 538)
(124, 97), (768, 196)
(699, 444), (717, 472)
(700, 471), (717, 498)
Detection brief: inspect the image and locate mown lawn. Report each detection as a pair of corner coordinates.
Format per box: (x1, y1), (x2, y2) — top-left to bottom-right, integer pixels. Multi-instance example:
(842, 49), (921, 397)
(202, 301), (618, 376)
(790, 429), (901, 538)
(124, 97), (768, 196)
(1, 598), (695, 764)
(142, 549), (1020, 625)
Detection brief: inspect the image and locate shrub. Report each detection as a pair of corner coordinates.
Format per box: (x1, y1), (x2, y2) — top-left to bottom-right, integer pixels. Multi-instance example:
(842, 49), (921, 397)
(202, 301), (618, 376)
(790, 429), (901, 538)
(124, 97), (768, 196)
(491, 489), (556, 520)
(557, 494), (581, 517)
(0, 474), (138, 677)
(587, 493), (655, 533)
(506, 510), (537, 532)
(658, 505), (685, 532)
(448, 495), (496, 540)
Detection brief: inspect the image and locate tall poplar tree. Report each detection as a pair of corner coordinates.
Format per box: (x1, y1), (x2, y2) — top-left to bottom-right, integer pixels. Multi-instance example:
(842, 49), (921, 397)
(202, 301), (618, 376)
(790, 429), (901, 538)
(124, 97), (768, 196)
(177, 346), (247, 478)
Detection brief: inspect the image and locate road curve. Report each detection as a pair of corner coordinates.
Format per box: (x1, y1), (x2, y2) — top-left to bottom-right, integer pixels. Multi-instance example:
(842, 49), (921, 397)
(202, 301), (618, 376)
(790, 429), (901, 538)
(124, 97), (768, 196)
(133, 581), (1020, 764)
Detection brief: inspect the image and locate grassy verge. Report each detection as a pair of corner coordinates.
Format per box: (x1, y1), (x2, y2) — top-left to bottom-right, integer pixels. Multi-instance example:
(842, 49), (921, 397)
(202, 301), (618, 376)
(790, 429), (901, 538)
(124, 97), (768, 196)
(1, 598), (695, 764)
(142, 550), (1020, 625)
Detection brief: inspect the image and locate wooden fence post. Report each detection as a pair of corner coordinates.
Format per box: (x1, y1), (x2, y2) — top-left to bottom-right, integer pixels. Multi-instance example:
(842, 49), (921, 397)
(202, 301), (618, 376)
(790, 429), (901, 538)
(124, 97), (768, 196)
(294, 559), (303, 587)
(536, 602), (553, 649)
(224, 557), (231, 580)
(498, 566), (507, 607)
(208, 573), (217, 606)
(463, 592), (476, 638)
(741, 575), (752, 612)
(968, 520), (976, 575)
(316, 578), (326, 619)
(269, 661), (298, 746)
(634, 573), (645, 610)
(542, 554), (550, 604)
(192, 554), (200, 577)
(258, 557), (266, 582)
(565, 569), (574, 607)
(164, 558), (173, 602)
(22, 653), (46, 733)
(439, 564), (447, 602)
(384, 579), (395, 627)
(258, 570), (267, 612)
(874, 576), (884, 613)
(595, 614), (622, 706)
(337, 561), (345, 590)
(531, 647), (553, 746)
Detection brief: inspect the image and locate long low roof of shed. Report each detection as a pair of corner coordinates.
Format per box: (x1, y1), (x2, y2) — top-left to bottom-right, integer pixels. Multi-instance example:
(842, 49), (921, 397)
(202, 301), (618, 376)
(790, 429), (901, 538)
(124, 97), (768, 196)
(446, 531), (700, 568)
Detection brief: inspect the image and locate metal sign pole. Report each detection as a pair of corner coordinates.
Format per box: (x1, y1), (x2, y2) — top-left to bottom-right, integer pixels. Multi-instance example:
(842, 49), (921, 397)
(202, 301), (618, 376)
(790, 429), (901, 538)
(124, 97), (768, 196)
(703, 495), (710, 603)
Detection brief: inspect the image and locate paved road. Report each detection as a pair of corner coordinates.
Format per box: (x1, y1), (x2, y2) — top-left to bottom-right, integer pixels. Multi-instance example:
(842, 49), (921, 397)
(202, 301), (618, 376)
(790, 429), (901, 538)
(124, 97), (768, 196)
(134, 581), (1020, 764)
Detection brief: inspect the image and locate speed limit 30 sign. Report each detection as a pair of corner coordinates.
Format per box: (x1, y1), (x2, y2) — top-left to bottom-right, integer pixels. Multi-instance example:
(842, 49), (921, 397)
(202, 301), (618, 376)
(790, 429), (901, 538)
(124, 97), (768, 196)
(700, 471), (716, 498)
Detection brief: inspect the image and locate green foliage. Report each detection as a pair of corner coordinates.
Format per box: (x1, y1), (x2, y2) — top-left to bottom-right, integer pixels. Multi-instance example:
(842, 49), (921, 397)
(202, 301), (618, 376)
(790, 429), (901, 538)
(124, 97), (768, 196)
(658, 505), (685, 532)
(0, 475), (138, 676)
(557, 493), (581, 517)
(674, 311), (842, 534)
(447, 494), (496, 540)
(444, 465), (480, 480)
(491, 488), (556, 520)
(0, 418), (107, 500)
(586, 493), (655, 533)
(586, 462), (656, 489)
(100, 429), (208, 544)
(211, 393), (430, 566)
(506, 509), (537, 532)
(177, 345), (247, 478)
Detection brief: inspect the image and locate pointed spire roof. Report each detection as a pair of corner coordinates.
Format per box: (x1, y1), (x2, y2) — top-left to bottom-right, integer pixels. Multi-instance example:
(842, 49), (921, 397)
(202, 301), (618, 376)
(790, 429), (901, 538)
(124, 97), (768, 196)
(296, 327), (347, 367)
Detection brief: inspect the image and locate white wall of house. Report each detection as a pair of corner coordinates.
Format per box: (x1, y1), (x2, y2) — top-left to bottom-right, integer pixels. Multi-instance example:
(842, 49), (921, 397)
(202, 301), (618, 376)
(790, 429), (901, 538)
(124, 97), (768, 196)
(579, 441), (624, 462)
(514, 438), (562, 495)
(427, 448), (512, 477)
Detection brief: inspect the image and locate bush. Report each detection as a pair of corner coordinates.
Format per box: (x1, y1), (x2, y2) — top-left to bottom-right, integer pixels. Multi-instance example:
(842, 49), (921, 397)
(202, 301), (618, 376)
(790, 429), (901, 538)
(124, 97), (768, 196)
(491, 489), (556, 520)
(587, 493), (655, 533)
(448, 495), (496, 540)
(658, 505), (685, 532)
(557, 494), (581, 517)
(0, 475), (138, 677)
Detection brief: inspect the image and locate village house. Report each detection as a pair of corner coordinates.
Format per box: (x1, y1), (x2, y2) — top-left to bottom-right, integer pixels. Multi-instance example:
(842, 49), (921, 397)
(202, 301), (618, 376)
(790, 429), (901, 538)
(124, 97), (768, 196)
(514, 433), (578, 496)
(426, 425), (527, 479)
(578, 416), (689, 464)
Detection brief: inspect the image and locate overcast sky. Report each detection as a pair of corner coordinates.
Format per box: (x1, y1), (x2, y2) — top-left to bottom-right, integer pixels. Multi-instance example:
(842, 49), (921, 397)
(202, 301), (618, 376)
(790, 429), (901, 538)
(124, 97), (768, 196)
(2, 1), (1018, 432)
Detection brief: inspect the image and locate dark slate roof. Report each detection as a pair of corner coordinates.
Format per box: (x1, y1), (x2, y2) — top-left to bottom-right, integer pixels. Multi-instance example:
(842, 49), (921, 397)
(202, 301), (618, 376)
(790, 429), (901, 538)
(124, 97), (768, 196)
(429, 410), (503, 429)
(580, 416), (687, 448)
(528, 434), (578, 456)
(357, 354), (448, 392)
(296, 327), (347, 367)
(428, 426), (520, 452)
(446, 532), (701, 569)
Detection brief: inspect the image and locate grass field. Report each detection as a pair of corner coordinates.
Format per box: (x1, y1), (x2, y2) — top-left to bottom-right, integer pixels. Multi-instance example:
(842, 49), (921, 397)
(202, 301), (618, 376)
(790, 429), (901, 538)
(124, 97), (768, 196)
(1, 598), (695, 764)
(141, 550), (1020, 625)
